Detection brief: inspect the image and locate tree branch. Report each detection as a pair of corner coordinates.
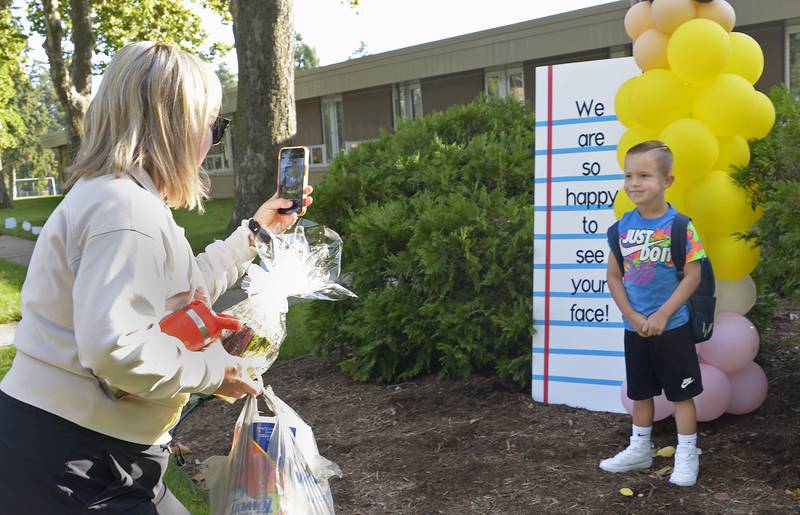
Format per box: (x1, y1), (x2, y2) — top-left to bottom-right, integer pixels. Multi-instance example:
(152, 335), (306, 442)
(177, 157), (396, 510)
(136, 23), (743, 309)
(40, 0), (71, 111)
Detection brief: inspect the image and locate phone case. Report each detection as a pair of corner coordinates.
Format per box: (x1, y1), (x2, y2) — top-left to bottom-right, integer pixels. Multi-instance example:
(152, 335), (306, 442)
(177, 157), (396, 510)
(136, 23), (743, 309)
(276, 146), (310, 217)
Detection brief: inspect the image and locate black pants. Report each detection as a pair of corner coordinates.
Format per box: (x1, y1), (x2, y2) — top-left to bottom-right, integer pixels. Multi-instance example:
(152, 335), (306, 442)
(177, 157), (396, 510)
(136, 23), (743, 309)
(0, 389), (190, 514)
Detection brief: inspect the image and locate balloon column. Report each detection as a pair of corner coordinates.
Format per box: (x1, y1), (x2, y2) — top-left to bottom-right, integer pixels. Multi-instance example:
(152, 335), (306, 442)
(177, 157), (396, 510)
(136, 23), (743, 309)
(616, 0), (774, 420)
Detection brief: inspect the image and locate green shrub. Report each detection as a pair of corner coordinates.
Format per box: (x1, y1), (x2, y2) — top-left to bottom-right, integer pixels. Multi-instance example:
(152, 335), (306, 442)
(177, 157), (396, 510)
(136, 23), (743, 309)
(731, 87), (800, 326)
(307, 96), (534, 385)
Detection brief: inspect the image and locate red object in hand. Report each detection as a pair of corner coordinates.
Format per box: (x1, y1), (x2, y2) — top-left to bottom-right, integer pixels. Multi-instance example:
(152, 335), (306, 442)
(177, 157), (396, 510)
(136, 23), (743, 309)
(159, 300), (241, 351)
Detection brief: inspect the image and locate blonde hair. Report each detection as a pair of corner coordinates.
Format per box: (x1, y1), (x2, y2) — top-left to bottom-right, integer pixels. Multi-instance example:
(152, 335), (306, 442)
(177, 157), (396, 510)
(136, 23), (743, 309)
(67, 41), (222, 211)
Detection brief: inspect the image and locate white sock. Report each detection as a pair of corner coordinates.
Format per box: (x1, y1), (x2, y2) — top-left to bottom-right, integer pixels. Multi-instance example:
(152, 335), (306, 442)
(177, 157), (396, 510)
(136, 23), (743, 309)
(677, 433), (697, 448)
(631, 424), (652, 445)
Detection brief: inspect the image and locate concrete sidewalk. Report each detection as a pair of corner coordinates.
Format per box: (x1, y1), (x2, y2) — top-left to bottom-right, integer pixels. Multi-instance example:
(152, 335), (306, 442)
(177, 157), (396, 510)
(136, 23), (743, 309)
(0, 233), (248, 348)
(0, 235), (36, 267)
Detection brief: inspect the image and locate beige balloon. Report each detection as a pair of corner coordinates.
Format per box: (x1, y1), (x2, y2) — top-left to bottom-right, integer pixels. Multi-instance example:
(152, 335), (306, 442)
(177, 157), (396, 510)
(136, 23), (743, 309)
(651, 0), (697, 34)
(625, 1), (656, 40)
(696, 0), (736, 32)
(715, 276), (757, 315)
(634, 28), (670, 71)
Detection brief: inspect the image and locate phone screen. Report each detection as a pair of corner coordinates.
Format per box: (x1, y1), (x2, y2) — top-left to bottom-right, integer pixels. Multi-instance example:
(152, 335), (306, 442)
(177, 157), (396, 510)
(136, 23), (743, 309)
(278, 148), (307, 214)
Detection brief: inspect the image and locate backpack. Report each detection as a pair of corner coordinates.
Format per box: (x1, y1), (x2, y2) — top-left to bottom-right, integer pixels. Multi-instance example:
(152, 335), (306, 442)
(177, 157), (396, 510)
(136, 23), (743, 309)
(607, 213), (716, 343)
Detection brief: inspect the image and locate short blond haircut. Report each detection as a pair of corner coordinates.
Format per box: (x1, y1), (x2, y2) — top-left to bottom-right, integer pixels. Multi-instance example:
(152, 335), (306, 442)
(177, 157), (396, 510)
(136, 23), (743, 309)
(68, 41), (222, 211)
(625, 140), (674, 177)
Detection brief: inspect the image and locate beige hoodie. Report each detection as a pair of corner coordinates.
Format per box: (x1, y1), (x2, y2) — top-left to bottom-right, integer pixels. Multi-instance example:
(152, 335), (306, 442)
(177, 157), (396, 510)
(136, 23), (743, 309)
(1, 168), (256, 445)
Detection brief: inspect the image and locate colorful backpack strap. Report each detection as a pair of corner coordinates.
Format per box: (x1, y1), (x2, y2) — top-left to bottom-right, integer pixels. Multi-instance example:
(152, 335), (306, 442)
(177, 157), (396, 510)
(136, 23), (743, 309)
(606, 221), (623, 271)
(670, 213), (690, 273)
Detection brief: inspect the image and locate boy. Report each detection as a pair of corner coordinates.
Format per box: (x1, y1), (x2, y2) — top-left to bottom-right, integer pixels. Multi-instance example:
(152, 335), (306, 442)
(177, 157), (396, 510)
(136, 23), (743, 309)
(600, 140), (706, 487)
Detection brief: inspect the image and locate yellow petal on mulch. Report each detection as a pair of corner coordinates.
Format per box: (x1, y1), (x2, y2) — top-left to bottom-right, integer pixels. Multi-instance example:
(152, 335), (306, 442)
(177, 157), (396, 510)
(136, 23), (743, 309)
(786, 488), (800, 500)
(656, 446), (676, 458)
(620, 487), (634, 497)
(655, 465), (673, 478)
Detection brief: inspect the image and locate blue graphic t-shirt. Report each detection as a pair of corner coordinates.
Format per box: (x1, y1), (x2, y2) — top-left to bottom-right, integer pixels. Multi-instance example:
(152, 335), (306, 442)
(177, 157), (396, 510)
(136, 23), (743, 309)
(616, 206), (706, 331)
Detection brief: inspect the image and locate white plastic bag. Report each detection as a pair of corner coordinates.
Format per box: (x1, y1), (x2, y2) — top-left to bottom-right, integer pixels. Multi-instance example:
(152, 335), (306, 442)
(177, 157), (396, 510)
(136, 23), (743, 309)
(203, 386), (341, 514)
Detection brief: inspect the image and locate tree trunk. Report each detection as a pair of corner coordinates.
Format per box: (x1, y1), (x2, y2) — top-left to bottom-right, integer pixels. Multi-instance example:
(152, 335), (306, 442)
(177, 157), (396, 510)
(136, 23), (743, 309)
(229, 0), (296, 229)
(41, 0), (93, 161)
(0, 157), (11, 209)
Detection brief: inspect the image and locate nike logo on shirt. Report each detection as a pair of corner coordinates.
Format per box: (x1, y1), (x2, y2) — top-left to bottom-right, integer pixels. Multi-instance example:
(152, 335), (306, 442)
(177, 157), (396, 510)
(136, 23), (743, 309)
(620, 238), (669, 257)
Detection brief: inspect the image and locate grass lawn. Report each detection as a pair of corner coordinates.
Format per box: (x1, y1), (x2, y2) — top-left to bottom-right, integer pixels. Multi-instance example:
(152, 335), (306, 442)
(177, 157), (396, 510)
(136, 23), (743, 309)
(0, 196), (64, 241)
(0, 260), (26, 323)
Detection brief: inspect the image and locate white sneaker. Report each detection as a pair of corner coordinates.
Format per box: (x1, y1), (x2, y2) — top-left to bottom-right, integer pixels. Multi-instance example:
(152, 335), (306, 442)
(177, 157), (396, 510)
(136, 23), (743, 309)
(599, 438), (653, 473)
(669, 445), (701, 487)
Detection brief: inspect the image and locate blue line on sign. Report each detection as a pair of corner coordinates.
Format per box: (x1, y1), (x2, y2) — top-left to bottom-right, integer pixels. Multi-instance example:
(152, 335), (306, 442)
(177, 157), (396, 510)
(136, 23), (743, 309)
(532, 292), (612, 299)
(533, 205), (614, 212)
(534, 115), (619, 127)
(535, 145), (618, 156)
(532, 347), (625, 357)
(534, 320), (625, 328)
(531, 374), (623, 387)
(534, 174), (625, 184)
(534, 233), (607, 240)
(533, 263), (607, 270)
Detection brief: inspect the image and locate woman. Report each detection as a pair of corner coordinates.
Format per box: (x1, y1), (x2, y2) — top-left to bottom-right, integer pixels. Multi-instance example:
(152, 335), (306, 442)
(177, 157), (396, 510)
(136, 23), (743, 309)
(0, 41), (311, 513)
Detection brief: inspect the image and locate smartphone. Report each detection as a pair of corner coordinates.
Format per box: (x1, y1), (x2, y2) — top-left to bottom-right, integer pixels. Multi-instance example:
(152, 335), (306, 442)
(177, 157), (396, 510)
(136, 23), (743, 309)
(276, 146), (310, 216)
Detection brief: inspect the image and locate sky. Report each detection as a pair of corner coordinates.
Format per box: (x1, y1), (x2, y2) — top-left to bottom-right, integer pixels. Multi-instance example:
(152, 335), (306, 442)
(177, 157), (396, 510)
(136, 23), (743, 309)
(17, 0), (618, 78)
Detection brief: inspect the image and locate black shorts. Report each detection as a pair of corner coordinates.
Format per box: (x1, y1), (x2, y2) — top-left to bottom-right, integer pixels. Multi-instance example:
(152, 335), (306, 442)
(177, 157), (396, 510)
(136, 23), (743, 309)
(624, 322), (703, 402)
(0, 389), (189, 515)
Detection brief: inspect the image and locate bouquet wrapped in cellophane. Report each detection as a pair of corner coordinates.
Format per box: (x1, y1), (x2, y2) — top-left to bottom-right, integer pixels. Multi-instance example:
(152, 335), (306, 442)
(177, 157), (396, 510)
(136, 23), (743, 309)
(219, 219), (356, 373)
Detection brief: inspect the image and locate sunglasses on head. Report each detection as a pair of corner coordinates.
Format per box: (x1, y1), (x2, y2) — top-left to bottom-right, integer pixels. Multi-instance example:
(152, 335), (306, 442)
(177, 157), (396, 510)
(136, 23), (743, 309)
(211, 116), (230, 145)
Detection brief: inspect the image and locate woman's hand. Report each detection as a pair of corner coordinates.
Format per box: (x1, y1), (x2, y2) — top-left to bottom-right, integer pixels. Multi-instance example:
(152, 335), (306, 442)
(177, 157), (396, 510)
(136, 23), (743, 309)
(213, 358), (264, 399)
(252, 185), (314, 234)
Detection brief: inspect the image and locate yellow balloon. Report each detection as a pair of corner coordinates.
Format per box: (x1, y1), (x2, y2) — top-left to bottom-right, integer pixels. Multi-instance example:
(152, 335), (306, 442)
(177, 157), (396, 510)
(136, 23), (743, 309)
(651, 0), (696, 34)
(704, 232), (760, 281)
(625, 1), (656, 40)
(684, 170), (759, 234)
(634, 29), (670, 71)
(659, 118), (718, 181)
(631, 69), (692, 131)
(696, 0), (736, 32)
(614, 188), (636, 220)
(693, 74), (755, 137)
(724, 33), (764, 85)
(665, 180), (687, 213)
(741, 91), (776, 140)
(617, 125), (659, 169)
(667, 19), (731, 84)
(615, 77), (638, 128)
(714, 135), (751, 172)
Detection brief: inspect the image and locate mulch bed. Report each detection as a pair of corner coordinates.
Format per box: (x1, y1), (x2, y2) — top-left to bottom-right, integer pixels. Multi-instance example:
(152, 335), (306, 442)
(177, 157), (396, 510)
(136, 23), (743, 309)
(175, 301), (800, 514)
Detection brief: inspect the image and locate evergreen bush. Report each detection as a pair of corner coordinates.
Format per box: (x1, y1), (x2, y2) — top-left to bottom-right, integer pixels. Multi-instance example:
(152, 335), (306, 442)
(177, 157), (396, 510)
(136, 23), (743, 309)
(307, 96), (534, 385)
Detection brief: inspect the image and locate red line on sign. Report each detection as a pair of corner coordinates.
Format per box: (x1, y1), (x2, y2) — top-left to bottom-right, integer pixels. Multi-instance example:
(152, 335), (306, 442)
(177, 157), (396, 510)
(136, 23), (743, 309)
(544, 65), (553, 404)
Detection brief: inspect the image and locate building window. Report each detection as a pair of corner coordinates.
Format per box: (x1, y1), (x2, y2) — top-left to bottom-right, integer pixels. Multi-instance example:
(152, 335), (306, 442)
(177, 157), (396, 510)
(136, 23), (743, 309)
(393, 81), (423, 126)
(309, 144), (327, 169)
(485, 66), (525, 103)
(202, 125), (233, 174)
(788, 25), (800, 100)
(321, 96), (344, 162)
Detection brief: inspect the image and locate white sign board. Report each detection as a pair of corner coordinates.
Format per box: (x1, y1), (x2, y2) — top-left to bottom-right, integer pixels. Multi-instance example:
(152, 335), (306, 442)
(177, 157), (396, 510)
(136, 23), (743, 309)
(533, 57), (640, 413)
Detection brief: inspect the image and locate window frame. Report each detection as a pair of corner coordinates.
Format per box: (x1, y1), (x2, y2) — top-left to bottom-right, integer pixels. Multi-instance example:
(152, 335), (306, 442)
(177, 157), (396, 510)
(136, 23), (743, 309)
(484, 64), (525, 103)
(392, 80), (423, 127)
(321, 95), (344, 162)
(785, 24), (800, 96)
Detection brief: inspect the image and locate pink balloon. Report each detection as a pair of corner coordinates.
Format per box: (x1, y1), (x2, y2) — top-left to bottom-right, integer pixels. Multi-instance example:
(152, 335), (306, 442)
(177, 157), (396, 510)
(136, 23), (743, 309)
(697, 313), (759, 373)
(694, 364), (732, 422)
(726, 361), (768, 415)
(621, 381), (676, 421)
